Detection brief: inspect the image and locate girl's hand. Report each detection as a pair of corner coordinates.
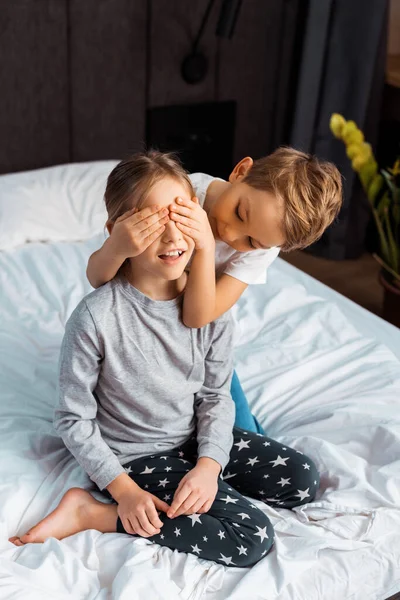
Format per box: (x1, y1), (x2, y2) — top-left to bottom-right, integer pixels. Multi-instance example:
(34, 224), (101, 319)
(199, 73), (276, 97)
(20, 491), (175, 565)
(108, 205), (170, 260)
(167, 458), (220, 519)
(169, 197), (215, 251)
(117, 486), (170, 538)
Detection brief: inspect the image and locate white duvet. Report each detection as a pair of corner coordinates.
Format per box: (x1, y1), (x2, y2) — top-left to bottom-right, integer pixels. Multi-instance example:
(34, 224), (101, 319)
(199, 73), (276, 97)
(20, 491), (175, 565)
(1, 234), (400, 600)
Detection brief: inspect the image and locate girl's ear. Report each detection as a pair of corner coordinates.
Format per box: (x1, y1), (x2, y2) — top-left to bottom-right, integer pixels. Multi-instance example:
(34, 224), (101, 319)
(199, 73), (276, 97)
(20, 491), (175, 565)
(106, 220), (114, 235)
(229, 157), (253, 183)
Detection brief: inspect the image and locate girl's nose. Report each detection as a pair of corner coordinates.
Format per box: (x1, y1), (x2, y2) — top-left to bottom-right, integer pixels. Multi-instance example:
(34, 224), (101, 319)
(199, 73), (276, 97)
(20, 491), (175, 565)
(161, 218), (183, 243)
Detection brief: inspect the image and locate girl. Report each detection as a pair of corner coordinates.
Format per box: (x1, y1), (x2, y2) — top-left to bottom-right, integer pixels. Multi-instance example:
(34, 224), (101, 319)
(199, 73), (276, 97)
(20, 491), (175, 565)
(86, 148), (342, 434)
(9, 153), (319, 567)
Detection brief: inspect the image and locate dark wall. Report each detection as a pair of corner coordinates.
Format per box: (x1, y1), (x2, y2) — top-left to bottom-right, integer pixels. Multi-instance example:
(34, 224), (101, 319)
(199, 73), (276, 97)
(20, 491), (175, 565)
(0, 0), (301, 175)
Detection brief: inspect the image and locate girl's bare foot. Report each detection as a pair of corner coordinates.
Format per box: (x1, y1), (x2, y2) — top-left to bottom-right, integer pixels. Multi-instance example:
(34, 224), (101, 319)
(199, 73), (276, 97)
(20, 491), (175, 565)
(8, 487), (117, 546)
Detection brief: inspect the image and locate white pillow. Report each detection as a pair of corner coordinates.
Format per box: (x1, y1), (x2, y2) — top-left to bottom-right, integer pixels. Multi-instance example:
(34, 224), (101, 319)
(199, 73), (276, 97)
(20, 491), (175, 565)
(0, 160), (118, 250)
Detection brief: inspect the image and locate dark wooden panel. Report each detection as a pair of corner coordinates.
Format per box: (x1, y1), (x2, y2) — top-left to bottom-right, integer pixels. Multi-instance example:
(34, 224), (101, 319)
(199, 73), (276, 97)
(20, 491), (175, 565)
(0, 0), (69, 174)
(69, 0), (147, 161)
(149, 0), (219, 107)
(217, 0), (285, 163)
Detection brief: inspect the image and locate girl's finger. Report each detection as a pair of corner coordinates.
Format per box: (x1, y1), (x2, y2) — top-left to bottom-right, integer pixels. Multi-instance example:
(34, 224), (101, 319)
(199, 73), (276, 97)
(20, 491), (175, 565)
(122, 516), (135, 535)
(146, 503), (164, 529)
(141, 217), (169, 238)
(183, 497), (204, 516)
(169, 203), (193, 217)
(173, 492), (199, 518)
(168, 485), (191, 518)
(134, 210), (169, 233)
(137, 509), (160, 537)
(175, 196), (197, 208)
(198, 500), (213, 514)
(131, 515), (148, 538)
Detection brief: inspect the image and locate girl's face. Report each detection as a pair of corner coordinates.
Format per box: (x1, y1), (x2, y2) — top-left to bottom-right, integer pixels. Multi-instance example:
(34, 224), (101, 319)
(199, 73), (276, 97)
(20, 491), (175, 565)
(130, 177), (195, 282)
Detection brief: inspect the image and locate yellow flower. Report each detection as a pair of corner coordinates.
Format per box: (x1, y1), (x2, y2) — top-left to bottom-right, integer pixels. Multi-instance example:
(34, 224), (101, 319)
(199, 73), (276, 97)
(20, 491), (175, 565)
(388, 159), (400, 176)
(347, 143), (362, 160)
(359, 160), (378, 189)
(345, 129), (364, 146)
(341, 121), (359, 144)
(367, 174), (383, 204)
(330, 113), (346, 138)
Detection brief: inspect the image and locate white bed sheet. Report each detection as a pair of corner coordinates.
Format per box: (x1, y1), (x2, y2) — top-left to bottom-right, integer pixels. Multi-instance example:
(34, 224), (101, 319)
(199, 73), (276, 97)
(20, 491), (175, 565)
(1, 235), (400, 600)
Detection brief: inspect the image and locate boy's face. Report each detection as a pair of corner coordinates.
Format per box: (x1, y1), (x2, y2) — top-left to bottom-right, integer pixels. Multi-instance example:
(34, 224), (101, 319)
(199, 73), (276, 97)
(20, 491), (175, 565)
(130, 178), (195, 281)
(208, 158), (286, 252)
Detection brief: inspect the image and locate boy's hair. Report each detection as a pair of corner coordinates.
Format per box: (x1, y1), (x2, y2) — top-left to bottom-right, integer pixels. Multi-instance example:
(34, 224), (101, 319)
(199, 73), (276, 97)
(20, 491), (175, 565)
(243, 147), (343, 252)
(105, 150), (194, 223)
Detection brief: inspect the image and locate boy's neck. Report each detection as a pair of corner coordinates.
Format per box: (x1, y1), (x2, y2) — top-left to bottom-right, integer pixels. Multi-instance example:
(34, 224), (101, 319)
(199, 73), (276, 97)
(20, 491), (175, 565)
(123, 263), (187, 301)
(203, 179), (230, 214)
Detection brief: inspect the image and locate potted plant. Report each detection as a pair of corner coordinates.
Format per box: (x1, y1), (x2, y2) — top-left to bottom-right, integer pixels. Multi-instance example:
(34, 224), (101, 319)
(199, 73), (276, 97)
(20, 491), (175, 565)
(330, 113), (400, 327)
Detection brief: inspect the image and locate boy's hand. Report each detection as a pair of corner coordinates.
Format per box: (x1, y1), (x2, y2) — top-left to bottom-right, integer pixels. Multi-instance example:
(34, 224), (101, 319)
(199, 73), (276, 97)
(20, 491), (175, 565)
(169, 197), (215, 251)
(117, 486), (170, 538)
(109, 206), (170, 260)
(167, 457), (220, 519)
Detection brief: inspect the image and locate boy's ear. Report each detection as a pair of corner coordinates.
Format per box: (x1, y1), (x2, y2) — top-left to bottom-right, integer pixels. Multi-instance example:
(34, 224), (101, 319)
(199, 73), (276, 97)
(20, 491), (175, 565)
(229, 156), (253, 183)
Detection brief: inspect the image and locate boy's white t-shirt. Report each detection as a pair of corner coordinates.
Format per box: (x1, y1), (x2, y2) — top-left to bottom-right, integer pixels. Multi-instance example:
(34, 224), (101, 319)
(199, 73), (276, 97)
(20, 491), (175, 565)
(190, 173), (280, 285)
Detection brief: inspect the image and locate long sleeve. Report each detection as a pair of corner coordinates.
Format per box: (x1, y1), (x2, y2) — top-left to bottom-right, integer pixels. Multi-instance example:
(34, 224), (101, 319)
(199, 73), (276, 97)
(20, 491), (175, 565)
(194, 315), (235, 471)
(54, 300), (125, 490)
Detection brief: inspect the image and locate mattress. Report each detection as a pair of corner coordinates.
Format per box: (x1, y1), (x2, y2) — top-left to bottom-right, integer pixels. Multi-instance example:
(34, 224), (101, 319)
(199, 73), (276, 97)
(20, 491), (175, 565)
(1, 234), (400, 600)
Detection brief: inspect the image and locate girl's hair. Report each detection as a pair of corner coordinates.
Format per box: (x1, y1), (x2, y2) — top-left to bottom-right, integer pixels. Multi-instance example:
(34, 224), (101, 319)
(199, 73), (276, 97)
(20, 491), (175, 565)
(104, 150), (194, 223)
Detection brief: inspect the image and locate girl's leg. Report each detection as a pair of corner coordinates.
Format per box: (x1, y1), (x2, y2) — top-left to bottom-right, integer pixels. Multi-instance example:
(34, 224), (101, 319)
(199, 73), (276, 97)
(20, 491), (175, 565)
(225, 427), (320, 508)
(231, 370), (265, 434)
(117, 442), (273, 567)
(9, 488), (118, 546)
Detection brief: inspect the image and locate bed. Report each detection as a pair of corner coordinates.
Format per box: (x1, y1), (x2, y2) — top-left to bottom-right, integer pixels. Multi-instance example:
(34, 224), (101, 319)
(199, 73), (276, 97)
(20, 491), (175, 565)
(1, 162), (399, 600)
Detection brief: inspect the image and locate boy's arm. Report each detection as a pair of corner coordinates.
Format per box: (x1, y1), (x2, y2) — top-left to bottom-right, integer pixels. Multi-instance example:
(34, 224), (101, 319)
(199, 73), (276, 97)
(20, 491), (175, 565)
(87, 237), (126, 288)
(54, 301), (126, 490)
(183, 268), (248, 328)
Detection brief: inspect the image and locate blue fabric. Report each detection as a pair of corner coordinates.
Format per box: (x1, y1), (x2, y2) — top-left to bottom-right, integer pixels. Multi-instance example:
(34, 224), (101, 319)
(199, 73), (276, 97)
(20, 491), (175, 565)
(230, 370), (265, 434)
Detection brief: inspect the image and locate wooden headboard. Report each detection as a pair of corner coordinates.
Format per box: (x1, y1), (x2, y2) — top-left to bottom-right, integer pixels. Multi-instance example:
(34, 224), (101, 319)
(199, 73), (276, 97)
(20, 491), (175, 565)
(0, 0), (301, 175)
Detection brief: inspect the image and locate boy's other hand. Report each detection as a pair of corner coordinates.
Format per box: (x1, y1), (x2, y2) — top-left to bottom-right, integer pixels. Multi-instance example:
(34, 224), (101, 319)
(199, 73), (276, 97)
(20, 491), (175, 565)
(117, 485), (170, 538)
(167, 458), (220, 519)
(109, 206), (170, 260)
(169, 197), (215, 251)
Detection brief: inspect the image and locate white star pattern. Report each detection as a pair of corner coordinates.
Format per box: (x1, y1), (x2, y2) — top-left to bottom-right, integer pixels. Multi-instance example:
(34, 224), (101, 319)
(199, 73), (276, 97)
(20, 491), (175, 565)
(220, 553), (235, 565)
(222, 471), (236, 480)
(191, 544), (201, 554)
(165, 466), (172, 472)
(263, 474), (270, 479)
(140, 466), (155, 475)
(240, 533), (245, 538)
(269, 455), (289, 468)
(178, 451), (184, 457)
(187, 513), (202, 526)
(282, 447), (287, 450)
(238, 512), (250, 520)
(263, 441), (271, 447)
(163, 494), (171, 501)
(217, 530), (226, 540)
(221, 495), (239, 505)
(259, 490), (265, 496)
(203, 536), (208, 542)
(160, 456), (168, 460)
(303, 463), (310, 470)
(295, 488), (310, 501)
(234, 438), (251, 451)
(277, 477), (291, 487)
(247, 456), (260, 467)
(237, 545), (248, 555)
(124, 466), (132, 474)
(160, 534), (164, 539)
(144, 484), (149, 489)
(233, 522), (241, 527)
(314, 480), (318, 485)
(254, 526), (269, 542)
(261, 549), (268, 556)
(174, 528), (181, 537)
(158, 478), (170, 488)
(179, 459), (189, 464)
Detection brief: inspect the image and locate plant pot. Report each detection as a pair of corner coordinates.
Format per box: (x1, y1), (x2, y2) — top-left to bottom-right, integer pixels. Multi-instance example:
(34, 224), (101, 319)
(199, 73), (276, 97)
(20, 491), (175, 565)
(379, 272), (400, 328)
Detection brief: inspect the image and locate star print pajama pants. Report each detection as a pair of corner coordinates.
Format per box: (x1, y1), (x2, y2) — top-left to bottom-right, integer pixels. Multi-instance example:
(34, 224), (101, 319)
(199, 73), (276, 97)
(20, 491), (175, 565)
(111, 427), (319, 567)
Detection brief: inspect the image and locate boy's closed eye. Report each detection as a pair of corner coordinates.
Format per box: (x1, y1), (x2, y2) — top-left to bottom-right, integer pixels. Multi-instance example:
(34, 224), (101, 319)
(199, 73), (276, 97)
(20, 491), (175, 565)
(235, 202), (256, 249)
